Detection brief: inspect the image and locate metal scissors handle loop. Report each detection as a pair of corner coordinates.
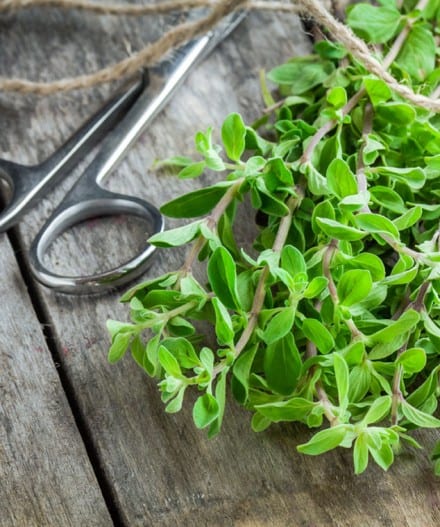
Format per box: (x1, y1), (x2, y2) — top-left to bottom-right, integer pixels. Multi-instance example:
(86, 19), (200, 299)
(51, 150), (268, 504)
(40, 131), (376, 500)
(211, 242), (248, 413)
(30, 186), (163, 292)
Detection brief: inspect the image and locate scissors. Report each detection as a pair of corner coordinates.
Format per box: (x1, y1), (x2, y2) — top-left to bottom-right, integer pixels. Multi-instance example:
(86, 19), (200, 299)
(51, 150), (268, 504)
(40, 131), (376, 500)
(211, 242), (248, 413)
(0, 10), (246, 294)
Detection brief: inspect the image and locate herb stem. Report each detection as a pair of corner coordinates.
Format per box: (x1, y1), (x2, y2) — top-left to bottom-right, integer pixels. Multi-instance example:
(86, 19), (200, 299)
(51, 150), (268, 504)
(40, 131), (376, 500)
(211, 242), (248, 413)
(235, 194), (302, 356)
(356, 101), (373, 203)
(390, 279), (430, 425)
(300, 91), (363, 164)
(391, 363), (404, 426)
(180, 178), (244, 274)
(139, 301), (198, 330)
(354, 104), (430, 264)
(306, 341), (340, 426)
(323, 240), (363, 339)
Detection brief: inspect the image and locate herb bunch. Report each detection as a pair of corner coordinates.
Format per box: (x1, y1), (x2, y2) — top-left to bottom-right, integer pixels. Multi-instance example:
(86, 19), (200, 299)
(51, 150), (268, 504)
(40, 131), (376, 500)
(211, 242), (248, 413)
(107, 0), (440, 474)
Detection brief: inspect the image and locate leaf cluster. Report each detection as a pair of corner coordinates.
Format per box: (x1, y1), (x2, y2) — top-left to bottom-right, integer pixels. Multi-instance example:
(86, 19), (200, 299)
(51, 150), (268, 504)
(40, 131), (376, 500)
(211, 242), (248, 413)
(107, 0), (440, 474)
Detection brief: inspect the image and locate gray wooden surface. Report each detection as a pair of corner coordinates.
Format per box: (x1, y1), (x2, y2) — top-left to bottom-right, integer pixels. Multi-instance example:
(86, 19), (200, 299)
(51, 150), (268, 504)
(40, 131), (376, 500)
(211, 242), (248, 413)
(1, 3), (440, 526)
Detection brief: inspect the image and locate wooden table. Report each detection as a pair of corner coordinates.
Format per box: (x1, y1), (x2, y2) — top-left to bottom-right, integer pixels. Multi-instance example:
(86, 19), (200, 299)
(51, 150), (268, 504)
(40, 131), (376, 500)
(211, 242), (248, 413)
(0, 4), (439, 526)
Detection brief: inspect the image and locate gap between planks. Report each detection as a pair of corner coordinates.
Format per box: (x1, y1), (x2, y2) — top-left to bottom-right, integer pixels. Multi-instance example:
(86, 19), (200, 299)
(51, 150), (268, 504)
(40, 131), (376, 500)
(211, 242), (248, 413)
(5, 225), (126, 527)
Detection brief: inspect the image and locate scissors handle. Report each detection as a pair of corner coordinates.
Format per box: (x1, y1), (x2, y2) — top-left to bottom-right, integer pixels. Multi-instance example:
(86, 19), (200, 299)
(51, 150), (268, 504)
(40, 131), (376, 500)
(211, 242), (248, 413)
(0, 77), (144, 232)
(29, 184), (164, 293)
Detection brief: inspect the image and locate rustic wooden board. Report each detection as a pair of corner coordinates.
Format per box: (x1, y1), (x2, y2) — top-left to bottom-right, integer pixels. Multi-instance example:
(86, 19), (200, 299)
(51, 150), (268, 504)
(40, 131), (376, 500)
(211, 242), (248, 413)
(0, 233), (112, 526)
(1, 3), (439, 526)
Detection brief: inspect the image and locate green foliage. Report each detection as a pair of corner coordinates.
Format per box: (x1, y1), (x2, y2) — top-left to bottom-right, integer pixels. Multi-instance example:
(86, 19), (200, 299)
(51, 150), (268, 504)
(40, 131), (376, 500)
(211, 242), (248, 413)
(107, 2), (440, 475)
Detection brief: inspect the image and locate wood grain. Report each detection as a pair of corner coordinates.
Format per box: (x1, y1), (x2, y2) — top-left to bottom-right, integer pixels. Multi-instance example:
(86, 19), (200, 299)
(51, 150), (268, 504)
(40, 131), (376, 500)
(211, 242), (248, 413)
(0, 3), (439, 526)
(0, 234), (112, 526)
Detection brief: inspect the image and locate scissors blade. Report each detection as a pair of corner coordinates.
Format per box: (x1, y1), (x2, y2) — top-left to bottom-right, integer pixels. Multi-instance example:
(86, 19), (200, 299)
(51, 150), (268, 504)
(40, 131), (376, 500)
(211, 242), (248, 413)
(153, 10), (247, 78)
(0, 76), (144, 233)
(73, 9), (248, 188)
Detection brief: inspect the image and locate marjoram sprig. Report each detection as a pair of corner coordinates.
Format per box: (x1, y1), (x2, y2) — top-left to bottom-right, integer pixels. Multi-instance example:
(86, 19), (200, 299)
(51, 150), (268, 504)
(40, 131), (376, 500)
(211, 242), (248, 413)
(107, 0), (440, 475)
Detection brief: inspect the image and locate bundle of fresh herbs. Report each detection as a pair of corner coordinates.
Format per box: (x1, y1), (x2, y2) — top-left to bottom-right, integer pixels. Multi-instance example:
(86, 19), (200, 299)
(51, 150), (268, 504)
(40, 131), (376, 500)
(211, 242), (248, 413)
(107, 0), (440, 475)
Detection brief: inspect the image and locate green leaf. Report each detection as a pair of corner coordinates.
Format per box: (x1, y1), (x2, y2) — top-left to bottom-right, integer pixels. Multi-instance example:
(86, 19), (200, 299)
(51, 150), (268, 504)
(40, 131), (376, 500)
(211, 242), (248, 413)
(153, 155), (194, 170)
(207, 247), (241, 310)
(362, 134), (386, 165)
(297, 425), (348, 455)
(302, 318), (335, 354)
(397, 348), (427, 374)
(407, 366), (440, 408)
(421, 313), (440, 338)
(252, 179), (290, 217)
(194, 127), (225, 171)
(314, 40), (347, 60)
(369, 186), (406, 214)
(144, 333), (161, 376)
(347, 4), (401, 43)
(362, 396), (392, 425)
(221, 113), (246, 162)
(355, 213), (400, 240)
(381, 266), (418, 286)
(165, 387), (186, 414)
(211, 297), (234, 346)
(149, 220), (202, 247)
(401, 402), (440, 428)
(396, 24), (436, 81)
(348, 364), (370, 402)
(339, 191), (371, 213)
(264, 157), (293, 188)
(161, 337), (200, 369)
(375, 102), (416, 126)
(264, 333), (302, 395)
(268, 59), (334, 94)
(303, 163), (330, 196)
(333, 353), (349, 409)
(373, 166), (426, 190)
(363, 78), (392, 106)
(392, 207), (422, 231)
(316, 218), (366, 241)
(208, 367), (228, 438)
(232, 345), (258, 404)
(327, 86), (347, 109)
(177, 161), (206, 179)
(263, 307), (295, 345)
(130, 335), (145, 370)
(303, 276), (329, 299)
(251, 413), (272, 432)
(193, 393), (220, 429)
(160, 183), (232, 218)
(106, 319), (136, 339)
(342, 253), (386, 281)
(368, 310), (420, 346)
(326, 159), (358, 198)
(158, 346), (182, 378)
(108, 331), (132, 363)
(337, 269), (373, 307)
(200, 347), (215, 377)
(369, 440), (394, 472)
(256, 398), (315, 422)
(353, 432), (369, 475)
(424, 154), (440, 179)
(281, 245), (307, 276)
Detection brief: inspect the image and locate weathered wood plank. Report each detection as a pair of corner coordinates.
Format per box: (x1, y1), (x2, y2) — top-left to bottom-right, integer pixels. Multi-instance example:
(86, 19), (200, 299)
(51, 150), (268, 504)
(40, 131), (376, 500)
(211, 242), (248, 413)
(0, 234), (112, 526)
(1, 4), (439, 526)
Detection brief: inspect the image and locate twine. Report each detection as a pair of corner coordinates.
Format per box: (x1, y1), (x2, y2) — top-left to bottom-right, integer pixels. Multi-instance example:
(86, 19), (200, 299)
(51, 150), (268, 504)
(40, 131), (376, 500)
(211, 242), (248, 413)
(0, 0), (439, 113)
(296, 0), (440, 112)
(0, 0), (299, 15)
(0, 0), (214, 15)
